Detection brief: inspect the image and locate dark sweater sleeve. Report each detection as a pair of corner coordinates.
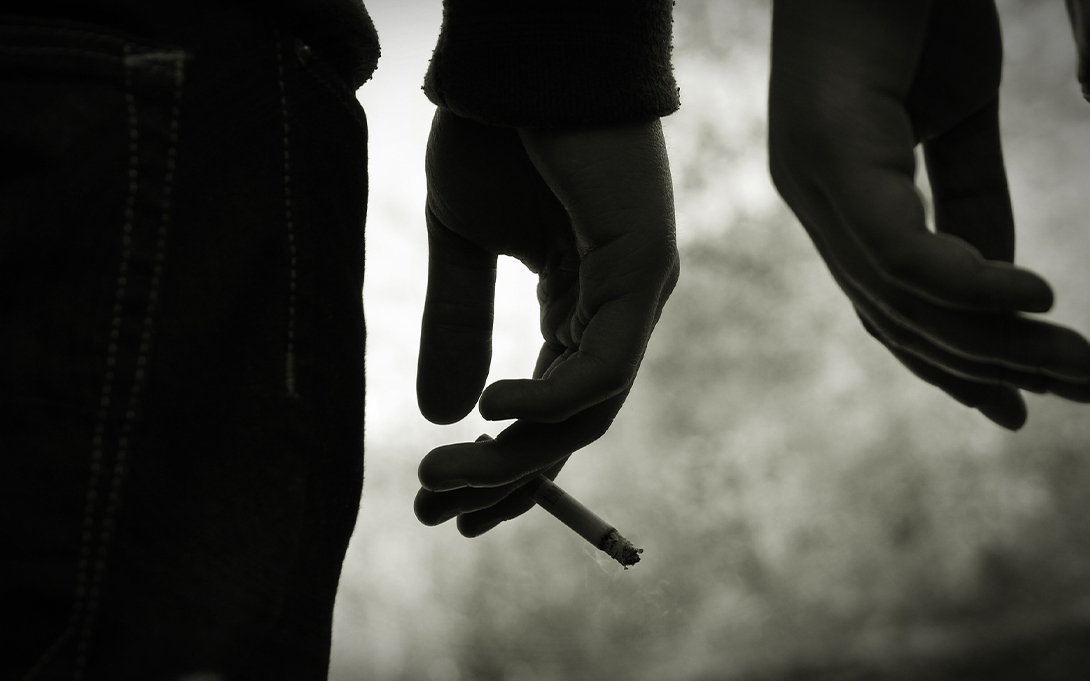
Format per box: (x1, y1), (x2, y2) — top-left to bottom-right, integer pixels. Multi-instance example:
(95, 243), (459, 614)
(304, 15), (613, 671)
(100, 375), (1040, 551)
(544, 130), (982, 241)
(422, 0), (680, 127)
(283, 0), (380, 88)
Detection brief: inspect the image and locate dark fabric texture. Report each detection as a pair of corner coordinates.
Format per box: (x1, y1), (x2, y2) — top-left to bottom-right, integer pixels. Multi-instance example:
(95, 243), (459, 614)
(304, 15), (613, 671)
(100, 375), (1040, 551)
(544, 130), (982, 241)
(0, 0), (381, 89)
(423, 0), (681, 127)
(0, 1), (680, 678)
(0, 10), (367, 680)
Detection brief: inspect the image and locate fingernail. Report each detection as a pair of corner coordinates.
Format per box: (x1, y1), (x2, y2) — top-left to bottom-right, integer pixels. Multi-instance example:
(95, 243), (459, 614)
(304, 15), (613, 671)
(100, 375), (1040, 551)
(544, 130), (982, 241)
(475, 433), (494, 442)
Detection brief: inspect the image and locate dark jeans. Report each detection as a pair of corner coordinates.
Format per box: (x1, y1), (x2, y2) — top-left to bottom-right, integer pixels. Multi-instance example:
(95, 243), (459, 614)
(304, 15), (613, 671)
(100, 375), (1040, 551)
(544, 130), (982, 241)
(0, 9), (367, 680)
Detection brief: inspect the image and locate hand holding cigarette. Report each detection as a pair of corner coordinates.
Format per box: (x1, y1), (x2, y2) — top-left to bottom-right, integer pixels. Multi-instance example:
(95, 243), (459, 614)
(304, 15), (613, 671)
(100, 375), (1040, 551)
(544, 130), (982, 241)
(416, 455), (643, 568)
(413, 110), (677, 540)
(522, 476), (642, 568)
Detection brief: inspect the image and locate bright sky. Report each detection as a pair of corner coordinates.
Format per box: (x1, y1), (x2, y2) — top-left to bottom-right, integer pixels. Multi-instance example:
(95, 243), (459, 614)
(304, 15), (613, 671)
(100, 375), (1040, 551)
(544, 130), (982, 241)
(358, 2), (541, 452)
(340, 6), (569, 672)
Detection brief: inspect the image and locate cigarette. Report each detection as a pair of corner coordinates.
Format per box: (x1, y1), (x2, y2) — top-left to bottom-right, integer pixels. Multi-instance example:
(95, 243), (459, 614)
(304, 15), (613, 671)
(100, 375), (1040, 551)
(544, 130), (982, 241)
(522, 475), (643, 568)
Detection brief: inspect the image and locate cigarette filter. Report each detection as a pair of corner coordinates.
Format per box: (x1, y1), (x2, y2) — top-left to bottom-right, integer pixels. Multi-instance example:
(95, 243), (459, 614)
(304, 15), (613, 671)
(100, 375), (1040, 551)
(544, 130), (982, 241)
(523, 476), (643, 568)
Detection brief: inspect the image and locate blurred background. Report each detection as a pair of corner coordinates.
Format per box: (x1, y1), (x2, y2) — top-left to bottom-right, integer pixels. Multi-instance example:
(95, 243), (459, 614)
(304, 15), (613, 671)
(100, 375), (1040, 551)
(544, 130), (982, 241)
(332, 1), (1090, 679)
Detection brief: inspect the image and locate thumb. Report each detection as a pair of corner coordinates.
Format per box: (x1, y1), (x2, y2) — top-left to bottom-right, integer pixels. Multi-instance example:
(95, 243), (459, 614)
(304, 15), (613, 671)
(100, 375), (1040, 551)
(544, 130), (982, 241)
(416, 206), (497, 424)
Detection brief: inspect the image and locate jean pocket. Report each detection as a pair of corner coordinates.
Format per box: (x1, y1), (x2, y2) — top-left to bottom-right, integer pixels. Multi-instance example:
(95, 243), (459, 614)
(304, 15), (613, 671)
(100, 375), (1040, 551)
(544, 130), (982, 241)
(0, 19), (194, 679)
(0, 18), (187, 408)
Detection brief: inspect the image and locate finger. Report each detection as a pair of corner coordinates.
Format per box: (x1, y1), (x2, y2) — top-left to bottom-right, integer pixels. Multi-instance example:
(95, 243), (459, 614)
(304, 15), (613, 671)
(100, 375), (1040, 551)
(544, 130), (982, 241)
(855, 298), (1082, 394)
(480, 243), (678, 423)
(892, 347), (1029, 430)
(472, 343), (570, 422)
(857, 312), (1027, 430)
(455, 460), (568, 537)
(796, 187), (1090, 389)
(824, 148), (1053, 312)
(416, 206), (498, 425)
(419, 390), (626, 492)
(415, 433), (530, 527)
(864, 283), (1090, 382)
(456, 492), (537, 537)
(804, 173), (1090, 382)
(1048, 378), (1090, 403)
(531, 341), (568, 380)
(480, 296), (650, 422)
(414, 481), (519, 526)
(484, 119), (676, 423)
(923, 97), (1022, 264)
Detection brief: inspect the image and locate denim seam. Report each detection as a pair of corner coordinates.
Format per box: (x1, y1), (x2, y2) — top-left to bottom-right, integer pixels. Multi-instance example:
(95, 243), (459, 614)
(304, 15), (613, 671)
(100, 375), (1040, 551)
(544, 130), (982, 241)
(20, 45), (186, 681)
(18, 41), (142, 681)
(70, 50), (184, 679)
(0, 45), (119, 61)
(0, 23), (158, 50)
(277, 39), (300, 399)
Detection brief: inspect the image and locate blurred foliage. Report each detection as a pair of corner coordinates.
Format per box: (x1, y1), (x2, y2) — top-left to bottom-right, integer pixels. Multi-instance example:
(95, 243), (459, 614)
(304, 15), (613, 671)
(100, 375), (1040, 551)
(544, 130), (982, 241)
(331, 1), (1090, 679)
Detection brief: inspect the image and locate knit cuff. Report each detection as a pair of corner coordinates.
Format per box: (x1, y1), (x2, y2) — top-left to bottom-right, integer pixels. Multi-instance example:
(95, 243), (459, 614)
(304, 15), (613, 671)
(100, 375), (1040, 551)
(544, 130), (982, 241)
(423, 0), (680, 128)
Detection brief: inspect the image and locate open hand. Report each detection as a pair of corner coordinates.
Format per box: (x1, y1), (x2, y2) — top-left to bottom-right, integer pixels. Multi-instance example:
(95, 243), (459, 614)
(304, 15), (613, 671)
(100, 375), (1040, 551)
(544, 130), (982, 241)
(414, 109), (678, 536)
(768, 0), (1090, 429)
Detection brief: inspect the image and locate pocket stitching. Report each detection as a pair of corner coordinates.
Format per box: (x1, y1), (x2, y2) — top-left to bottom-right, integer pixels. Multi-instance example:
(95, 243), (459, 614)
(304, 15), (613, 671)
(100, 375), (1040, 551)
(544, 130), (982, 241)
(0, 22), (161, 51)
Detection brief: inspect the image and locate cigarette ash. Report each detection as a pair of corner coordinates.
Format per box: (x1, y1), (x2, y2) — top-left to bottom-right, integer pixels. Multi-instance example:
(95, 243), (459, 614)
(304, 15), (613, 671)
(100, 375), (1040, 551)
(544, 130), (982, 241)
(599, 528), (644, 568)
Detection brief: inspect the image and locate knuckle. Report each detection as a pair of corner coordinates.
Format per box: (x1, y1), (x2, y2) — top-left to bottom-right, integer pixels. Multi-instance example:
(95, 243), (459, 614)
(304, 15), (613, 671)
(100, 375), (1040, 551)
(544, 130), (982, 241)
(592, 363), (635, 401)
